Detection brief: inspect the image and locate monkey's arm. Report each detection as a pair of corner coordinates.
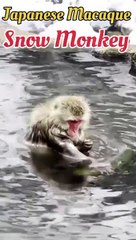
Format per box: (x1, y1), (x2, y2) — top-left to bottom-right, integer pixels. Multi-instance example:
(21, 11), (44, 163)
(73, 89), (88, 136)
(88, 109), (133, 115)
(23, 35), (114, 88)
(26, 122), (92, 156)
(49, 127), (93, 154)
(47, 126), (72, 153)
(26, 122), (71, 153)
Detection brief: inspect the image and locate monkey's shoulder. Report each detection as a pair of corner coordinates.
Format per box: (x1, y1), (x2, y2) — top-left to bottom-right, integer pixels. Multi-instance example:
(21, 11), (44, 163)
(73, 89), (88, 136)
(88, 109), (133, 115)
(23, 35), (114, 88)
(26, 121), (47, 145)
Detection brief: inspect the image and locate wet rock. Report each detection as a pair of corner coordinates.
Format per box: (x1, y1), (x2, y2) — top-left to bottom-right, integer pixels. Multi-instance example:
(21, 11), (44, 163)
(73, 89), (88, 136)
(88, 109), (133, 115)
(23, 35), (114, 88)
(93, 42), (136, 75)
(130, 53), (136, 76)
(87, 149), (136, 186)
(114, 149), (136, 173)
(93, 48), (129, 62)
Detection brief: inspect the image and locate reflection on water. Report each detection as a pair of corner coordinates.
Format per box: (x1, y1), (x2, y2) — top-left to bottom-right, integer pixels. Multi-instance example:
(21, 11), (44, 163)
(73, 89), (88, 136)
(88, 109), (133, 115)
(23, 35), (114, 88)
(0, 47), (136, 239)
(27, 150), (88, 189)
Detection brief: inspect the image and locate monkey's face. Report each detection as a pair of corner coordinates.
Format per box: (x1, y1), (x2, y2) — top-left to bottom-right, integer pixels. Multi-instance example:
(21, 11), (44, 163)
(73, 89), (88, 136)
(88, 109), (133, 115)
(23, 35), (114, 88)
(52, 95), (90, 139)
(59, 111), (84, 139)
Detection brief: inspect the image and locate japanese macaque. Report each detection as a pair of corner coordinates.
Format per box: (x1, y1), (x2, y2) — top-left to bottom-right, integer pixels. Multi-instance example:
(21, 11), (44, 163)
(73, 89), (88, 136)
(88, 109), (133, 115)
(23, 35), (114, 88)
(26, 95), (93, 160)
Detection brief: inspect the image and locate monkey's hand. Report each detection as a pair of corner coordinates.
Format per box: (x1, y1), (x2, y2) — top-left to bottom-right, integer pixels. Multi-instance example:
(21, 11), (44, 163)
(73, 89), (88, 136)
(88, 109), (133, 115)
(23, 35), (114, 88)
(76, 139), (93, 155)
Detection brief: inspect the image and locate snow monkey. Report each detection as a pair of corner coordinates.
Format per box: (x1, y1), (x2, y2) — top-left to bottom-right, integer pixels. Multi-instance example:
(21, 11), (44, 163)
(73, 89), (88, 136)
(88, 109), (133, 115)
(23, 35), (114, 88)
(26, 95), (93, 156)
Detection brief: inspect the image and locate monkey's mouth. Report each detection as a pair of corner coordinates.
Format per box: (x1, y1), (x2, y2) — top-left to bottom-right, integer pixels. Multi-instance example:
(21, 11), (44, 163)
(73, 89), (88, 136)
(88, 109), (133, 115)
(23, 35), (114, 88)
(67, 120), (82, 137)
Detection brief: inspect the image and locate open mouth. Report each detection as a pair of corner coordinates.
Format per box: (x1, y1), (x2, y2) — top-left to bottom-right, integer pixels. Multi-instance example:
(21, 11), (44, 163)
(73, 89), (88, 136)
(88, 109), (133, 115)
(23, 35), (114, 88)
(67, 120), (82, 137)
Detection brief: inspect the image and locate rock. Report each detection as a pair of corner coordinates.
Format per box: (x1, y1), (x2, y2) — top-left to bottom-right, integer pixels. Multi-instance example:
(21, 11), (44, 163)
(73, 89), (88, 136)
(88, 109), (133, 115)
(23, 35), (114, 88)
(130, 53), (136, 76)
(114, 149), (136, 173)
(93, 47), (129, 62)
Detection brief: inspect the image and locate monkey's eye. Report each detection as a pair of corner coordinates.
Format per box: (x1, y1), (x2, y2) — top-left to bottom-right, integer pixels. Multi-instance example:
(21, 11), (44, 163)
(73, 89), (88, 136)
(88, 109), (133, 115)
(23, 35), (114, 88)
(54, 105), (58, 109)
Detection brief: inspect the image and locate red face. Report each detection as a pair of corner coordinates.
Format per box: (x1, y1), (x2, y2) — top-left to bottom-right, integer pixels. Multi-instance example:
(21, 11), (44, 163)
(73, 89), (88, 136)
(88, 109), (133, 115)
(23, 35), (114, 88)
(67, 120), (82, 138)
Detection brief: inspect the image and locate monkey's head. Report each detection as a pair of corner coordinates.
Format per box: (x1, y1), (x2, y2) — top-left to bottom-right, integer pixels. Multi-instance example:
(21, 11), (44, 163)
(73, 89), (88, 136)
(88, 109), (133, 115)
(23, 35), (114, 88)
(52, 95), (91, 138)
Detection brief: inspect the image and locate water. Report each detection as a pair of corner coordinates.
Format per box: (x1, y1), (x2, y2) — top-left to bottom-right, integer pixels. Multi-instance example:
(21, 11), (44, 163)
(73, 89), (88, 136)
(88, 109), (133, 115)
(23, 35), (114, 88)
(0, 47), (136, 240)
